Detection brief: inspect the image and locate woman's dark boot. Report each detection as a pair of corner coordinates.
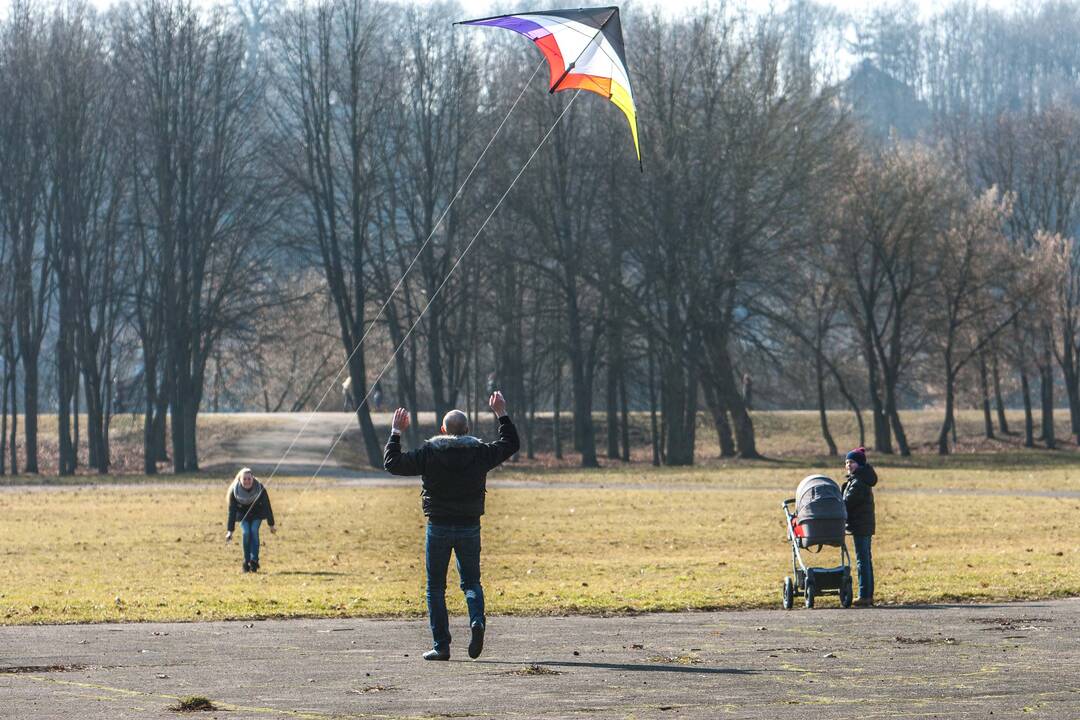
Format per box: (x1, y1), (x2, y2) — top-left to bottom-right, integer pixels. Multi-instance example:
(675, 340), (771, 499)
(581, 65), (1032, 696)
(242, 560), (251, 573)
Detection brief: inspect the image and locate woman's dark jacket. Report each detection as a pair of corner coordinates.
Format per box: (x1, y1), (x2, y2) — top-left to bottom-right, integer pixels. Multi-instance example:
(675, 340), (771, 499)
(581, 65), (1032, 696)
(227, 486), (275, 532)
(842, 464), (877, 536)
(383, 416), (520, 524)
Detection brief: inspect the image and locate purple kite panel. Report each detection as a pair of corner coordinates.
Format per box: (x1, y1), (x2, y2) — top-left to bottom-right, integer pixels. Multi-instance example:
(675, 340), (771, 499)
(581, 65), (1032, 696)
(463, 16), (550, 41)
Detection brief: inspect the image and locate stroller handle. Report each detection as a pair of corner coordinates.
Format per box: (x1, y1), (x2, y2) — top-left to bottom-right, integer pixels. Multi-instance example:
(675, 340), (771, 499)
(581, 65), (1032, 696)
(782, 498), (796, 507)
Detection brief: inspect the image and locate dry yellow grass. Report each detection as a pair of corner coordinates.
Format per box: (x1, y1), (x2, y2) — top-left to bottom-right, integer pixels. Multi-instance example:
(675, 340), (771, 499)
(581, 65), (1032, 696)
(0, 464), (1077, 625)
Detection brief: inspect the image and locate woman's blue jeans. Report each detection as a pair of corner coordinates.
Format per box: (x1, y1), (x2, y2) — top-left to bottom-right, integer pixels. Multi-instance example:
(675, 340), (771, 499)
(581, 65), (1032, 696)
(852, 534), (874, 600)
(425, 523), (484, 653)
(241, 518), (262, 564)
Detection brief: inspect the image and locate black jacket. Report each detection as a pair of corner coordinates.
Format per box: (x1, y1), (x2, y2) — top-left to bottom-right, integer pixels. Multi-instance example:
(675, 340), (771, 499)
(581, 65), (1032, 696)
(227, 487), (275, 532)
(842, 464), (878, 536)
(384, 416), (520, 523)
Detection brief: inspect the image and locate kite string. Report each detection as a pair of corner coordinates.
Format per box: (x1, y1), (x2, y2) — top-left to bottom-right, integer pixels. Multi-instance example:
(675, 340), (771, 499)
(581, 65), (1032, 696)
(294, 91), (583, 495)
(235, 58), (545, 528)
(250, 56), (546, 492)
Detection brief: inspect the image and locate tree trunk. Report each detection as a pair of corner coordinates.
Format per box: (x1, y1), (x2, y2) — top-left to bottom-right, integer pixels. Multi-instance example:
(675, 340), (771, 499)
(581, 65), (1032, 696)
(1040, 357), (1055, 450)
(143, 371), (158, 475)
(169, 352), (187, 473)
(1060, 336), (1080, 443)
(717, 348), (758, 459)
(605, 358), (619, 460)
(702, 380), (735, 458)
(57, 325), (76, 476)
(866, 338), (892, 454)
(74, 371), (81, 471)
(184, 398), (199, 472)
(526, 399), (536, 460)
(992, 350), (1011, 435)
(0, 361), (8, 476)
(1020, 369), (1034, 448)
(815, 348), (838, 456)
(21, 353), (38, 474)
(347, 359), (382, 470)
(154, 396), (169, 463)
(553, 360), (563, 461)
(828, 363), (865, 448)
(647, 336), (660, 466)
(618, 368), (630, 463)
(661, 348), (696, 466)
(937, 369), (955, 455)
(884, 375), (910, 456)
(86, 370), (109, 473)
(979, 351), (994, 439)
(6, 365), (16, 475)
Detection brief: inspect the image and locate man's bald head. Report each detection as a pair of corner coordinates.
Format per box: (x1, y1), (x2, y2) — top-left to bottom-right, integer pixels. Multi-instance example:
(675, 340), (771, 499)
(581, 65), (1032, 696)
(442, 409), (469, 436)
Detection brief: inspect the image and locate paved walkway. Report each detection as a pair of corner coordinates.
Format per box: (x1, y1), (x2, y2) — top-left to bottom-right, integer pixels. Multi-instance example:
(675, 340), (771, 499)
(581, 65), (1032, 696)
(2, 599), (1076, 719)
(202, 412), (390, 479)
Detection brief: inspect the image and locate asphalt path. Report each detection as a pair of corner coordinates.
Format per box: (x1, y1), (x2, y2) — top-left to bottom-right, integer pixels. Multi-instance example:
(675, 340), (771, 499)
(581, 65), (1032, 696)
(1, 599), (1076, 719)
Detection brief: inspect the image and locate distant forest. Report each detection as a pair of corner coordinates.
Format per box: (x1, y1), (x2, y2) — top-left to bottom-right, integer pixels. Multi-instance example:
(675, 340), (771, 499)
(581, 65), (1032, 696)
(2, 0), (1080, 474)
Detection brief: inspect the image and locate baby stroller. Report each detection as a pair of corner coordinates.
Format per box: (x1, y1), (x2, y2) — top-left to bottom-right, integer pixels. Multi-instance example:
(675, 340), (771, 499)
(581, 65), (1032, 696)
(781, 475), (853, 609)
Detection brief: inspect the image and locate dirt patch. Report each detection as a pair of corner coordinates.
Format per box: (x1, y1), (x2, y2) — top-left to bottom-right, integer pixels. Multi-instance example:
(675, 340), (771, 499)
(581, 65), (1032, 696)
(348, 685), (393, 694)
(894, 636), (957, 645)
(647, 653), (702, 665)
(0, 664), (88, 674)
(969, 617), (1052, 631)
(168, 696), (219, 712)
(506, 664), (562, 676)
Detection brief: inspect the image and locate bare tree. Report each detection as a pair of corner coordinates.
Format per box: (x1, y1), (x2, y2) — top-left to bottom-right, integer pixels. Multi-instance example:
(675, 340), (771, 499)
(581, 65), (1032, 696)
(0, 2), (50, 474)
(837, 144), (959, 455)
(118, 0), (278, 472)
(927, 189), (1025, 454)
(268, 0), (390, 467)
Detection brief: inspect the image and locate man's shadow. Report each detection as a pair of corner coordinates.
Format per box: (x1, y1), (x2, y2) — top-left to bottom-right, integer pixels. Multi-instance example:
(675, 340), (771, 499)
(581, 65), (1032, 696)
(474, 659), (755, 675)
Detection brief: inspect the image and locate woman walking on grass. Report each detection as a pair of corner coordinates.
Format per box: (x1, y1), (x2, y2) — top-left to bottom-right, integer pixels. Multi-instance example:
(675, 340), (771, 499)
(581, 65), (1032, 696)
(225, 468), (276, 573)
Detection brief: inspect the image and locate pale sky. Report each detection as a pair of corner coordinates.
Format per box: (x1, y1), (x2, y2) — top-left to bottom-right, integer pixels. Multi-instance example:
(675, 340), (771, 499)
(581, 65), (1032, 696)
(453, 0), (1014, 20)
(1, 0), (1020, 20)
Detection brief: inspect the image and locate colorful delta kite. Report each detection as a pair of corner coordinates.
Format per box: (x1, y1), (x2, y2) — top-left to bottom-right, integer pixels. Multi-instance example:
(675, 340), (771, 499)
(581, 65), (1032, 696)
(458, 6), (640, 167)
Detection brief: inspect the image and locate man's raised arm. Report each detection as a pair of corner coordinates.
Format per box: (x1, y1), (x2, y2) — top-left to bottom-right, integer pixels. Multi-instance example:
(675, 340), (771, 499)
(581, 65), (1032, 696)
(384, 408), (424, 476)
(482, 391), (520, 470)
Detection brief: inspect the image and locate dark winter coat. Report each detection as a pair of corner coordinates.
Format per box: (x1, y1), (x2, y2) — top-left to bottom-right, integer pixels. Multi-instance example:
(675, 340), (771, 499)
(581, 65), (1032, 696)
(384, 416), (520, 524)
(842, 464), (877, 536)
(227, 486), (275, 532)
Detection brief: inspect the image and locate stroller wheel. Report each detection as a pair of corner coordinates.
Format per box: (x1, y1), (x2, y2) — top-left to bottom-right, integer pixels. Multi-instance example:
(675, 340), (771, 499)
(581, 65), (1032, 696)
(840, 576), (853, 608)
(804, 581), (815, 609)
(782, 577), (794, 610)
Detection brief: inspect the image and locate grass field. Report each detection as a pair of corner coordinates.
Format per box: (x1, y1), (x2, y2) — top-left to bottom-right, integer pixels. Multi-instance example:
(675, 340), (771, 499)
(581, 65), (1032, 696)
(1, 458), (1077, 625)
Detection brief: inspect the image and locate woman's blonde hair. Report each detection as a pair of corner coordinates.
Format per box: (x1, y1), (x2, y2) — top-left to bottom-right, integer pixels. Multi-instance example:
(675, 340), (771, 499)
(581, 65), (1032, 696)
(228, 467), (254, 501)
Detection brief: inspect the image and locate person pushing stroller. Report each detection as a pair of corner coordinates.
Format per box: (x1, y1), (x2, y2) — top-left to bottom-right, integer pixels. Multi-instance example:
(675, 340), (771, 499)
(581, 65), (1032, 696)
(843, 447), (877, 607)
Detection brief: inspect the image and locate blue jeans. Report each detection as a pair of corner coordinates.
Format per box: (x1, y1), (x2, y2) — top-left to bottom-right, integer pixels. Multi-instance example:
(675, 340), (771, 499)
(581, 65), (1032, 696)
(425, 523), (484, 653)
(853, 535), (874, 600)
(241, 518), (262, 564)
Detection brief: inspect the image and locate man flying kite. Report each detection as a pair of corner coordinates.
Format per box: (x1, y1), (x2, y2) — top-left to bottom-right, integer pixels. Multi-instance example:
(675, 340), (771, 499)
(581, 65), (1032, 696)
(459, 6), (641, 168)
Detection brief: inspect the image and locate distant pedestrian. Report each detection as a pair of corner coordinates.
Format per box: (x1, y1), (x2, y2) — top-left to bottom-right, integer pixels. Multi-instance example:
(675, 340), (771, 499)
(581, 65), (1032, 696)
(225, 468), (276, 573)
(384, 391), (520, 661)
(372, 381), (383, 412)
(842, 448), (877, 606)
(342, 377), (354, 412)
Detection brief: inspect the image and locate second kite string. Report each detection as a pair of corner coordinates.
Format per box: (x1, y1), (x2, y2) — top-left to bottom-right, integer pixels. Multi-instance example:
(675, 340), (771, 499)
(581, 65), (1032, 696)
(283, 91), (584, 517)
(234, 58), (547, 530)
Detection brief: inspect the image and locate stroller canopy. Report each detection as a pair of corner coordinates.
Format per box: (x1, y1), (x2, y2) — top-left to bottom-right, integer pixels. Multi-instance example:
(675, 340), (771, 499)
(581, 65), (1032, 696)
(793, 475), (847, 547)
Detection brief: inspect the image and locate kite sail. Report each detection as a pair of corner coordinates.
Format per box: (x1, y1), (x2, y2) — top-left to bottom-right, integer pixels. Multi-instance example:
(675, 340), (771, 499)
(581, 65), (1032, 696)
(458, 6), (641, 167)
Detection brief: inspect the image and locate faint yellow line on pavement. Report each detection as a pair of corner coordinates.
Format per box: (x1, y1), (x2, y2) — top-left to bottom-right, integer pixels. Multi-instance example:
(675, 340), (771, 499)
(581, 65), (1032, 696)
(18, 674), (414, 720)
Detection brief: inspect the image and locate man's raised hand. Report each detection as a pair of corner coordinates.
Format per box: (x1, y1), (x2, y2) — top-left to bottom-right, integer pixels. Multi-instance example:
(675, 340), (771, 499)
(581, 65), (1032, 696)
(392, 408), (410, 435)
(489, 391), (507, 418)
